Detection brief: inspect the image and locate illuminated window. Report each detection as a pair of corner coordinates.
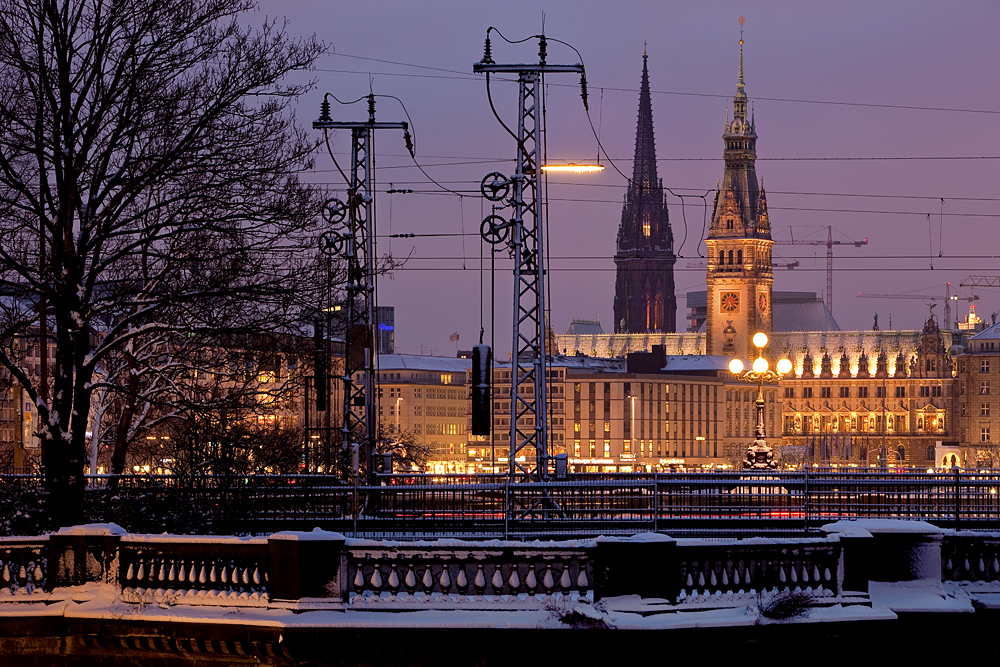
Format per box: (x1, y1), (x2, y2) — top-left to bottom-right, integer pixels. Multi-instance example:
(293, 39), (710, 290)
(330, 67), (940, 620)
(604, 441), (611, 457)
(982, 403), (991, 417)
(983, 427), (991, 442)
(982, 381), (990, 395)
(643, 221), (651, 237)
(574, 440), (580, 457)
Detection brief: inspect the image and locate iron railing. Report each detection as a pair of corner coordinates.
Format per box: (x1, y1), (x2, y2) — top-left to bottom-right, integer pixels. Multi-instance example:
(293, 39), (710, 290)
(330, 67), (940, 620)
(3, 470), (1000, 538)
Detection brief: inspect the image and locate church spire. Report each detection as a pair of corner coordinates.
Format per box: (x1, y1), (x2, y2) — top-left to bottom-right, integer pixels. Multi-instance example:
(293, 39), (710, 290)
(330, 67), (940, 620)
(631, 49), (657, 189)
(613, 50), (676, 334)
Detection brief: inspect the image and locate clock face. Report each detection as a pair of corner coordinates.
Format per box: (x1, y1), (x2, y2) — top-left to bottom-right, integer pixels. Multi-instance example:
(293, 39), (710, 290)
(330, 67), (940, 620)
(721, 292), (740, 313)
(759, 292), (768, 313)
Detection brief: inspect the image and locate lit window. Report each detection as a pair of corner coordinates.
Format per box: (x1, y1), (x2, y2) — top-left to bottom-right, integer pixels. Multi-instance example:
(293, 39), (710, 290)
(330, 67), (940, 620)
(643, 221), (651, 237)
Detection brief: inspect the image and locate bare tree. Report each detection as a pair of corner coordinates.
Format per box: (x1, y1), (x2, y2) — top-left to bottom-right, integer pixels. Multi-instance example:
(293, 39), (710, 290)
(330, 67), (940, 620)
(0, 0), (326, 527)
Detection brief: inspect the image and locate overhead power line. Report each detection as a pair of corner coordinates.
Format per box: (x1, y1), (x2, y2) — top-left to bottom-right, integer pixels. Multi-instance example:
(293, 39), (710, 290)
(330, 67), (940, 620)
(326, 53), (1000, 116)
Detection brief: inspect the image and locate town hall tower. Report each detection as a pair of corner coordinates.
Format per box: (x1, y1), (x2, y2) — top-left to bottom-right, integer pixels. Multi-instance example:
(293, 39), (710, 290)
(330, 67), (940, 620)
(705, 23), (773, 360)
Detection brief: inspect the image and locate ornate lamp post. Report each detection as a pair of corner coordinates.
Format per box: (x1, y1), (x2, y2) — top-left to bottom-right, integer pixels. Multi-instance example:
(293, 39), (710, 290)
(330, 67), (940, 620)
(728, 332), (793, 469)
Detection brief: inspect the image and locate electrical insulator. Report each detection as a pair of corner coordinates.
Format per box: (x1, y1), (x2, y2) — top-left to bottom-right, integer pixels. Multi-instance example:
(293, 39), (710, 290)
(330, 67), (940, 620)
(482, 36), (493, 64)
(314, 318), (327, 410)
(402, 123), (414, 158)
(580, 74), (589, 111)
(471, 344), (491, 436)
(319, 98), (332, 122)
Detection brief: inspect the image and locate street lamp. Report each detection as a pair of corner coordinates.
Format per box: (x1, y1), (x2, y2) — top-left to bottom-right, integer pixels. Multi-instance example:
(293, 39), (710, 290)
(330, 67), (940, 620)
(395, 396), (402, 434)
(728, 332), (793, 469)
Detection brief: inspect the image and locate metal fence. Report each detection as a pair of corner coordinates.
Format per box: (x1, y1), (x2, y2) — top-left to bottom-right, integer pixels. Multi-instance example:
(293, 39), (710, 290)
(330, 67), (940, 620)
(2, 469), (999, 538)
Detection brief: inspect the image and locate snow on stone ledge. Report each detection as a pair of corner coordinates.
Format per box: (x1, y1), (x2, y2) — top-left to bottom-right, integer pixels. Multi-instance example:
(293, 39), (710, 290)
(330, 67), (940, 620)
(57, 523), (127, 536)
(269, 528), (346, 541)
(821, 519), (943, 534)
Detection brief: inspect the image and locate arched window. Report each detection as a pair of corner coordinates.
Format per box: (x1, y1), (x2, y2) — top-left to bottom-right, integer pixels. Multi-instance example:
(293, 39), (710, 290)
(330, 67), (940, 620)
(728, 250), (734, 265)
(737, 249), (743, 265)
(896, 445), (906, 462)
(926, 444), (935, 460)
(719, 250), (725, 265)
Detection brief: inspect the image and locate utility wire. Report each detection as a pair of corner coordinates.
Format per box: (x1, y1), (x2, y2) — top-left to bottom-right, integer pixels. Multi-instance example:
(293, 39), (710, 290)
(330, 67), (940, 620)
(327, 53), (1000, 116)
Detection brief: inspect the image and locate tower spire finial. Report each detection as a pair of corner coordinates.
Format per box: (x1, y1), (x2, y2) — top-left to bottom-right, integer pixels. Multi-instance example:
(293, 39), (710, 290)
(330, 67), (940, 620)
(644, 41), (647, 58)
(738, 16), (746, 90)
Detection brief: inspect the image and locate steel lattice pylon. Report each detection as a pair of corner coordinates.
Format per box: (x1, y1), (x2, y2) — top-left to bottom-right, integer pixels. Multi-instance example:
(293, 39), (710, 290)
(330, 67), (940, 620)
(314, 99), (409, 480)
(475, 37), (584, 485)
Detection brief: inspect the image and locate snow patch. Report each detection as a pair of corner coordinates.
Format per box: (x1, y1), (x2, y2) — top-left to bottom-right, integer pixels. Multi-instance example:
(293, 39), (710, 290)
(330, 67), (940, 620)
(58, 523), (127, 536)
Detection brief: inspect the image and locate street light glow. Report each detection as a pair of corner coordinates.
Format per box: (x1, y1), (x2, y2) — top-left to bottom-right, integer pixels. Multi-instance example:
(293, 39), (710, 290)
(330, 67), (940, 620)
(752, 356), (769, 373)
(540, 164), (606, 174)
(752, 332), (768, 349)
(728, 358), (744, 374)
(776, 358), (793, 375)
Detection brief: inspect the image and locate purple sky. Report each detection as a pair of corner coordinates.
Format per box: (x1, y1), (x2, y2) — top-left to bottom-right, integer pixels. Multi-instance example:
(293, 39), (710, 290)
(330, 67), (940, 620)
(258, 1), (1000, 355)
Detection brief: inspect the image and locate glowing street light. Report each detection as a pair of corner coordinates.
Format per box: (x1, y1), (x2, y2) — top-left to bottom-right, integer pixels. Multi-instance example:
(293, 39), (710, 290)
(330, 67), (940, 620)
(540, 164), (605, 174)
(729, 332), (793, 469)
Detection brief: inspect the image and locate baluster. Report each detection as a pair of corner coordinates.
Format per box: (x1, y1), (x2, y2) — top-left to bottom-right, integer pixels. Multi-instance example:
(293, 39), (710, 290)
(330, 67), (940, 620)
(686, 573), (694, 588)
(542, 565), (554, 591)
(734, 563), (741, 586)
(801, 563), (808, 583)
(576, 565), (589, 589)
(138, 561), (146, 582)
(387, 564), (400, 592)
(188, 563), (197, 585)
(710, 569), (718, 587)
(823, 567), (832, 582)
(421, 566), (434, 592)
(813, 566), (821, 581)
(779, 566), (787, 584)
(993, 557), (999, 575)
(126, 563), (135, 583)
(231, 565), (239, 588)
(158, 562), (166, 583)
(353, 565), (365, 590)
(253, 567), (261, 586)
(439, 567), (452, 592)
(2, 562), (9, 584)
(526, 565), (537, 591)
(403, 564), (416, 592)
(979, 557), (987, 573)
(560, 565), (572, 590)
(721, 569), (729, 587)
(169, 562), (177, 582)
(32, 562), (43, 586)
(473, 564), (486, 592)
(370, 564), (383, 589)
(200, 565), (208, 585)
(698, 571), (705, 587)
(242, 566), (249, 585)
(964, 558), (971, 571)
(220, 562), (228, 584)
(209, 564), (217, 584)
(457, 565), (469, 591)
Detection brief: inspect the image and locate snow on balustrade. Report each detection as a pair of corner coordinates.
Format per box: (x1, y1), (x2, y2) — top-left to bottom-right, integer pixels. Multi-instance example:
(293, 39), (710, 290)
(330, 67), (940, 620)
(119, 536), (269, 606)
(942, 533), (1000, 587)
(0, 539), (47, 596)
(675, 538), (840, 606)
(346, 540), (593, 607)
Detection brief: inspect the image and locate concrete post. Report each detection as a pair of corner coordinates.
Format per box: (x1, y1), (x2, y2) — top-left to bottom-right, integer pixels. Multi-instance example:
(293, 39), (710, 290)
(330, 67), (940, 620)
(268, 530), (346, 601)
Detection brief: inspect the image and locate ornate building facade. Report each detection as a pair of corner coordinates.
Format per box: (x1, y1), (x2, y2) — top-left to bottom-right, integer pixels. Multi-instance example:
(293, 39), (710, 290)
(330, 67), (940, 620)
(704, 34), (773, 360)
(613, 51), (676, 334)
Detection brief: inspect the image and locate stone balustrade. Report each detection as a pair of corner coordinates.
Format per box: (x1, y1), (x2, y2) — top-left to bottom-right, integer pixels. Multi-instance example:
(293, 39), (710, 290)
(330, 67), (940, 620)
(16, 520), (1000, 611)
(0, 537), (47, 597)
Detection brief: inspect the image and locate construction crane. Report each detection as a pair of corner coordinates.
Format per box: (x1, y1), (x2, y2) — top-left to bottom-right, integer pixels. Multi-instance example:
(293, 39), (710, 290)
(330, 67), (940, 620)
(857, 282), (978, 330)
(770, 226), (867, 317)
(775, 226), (867, 317)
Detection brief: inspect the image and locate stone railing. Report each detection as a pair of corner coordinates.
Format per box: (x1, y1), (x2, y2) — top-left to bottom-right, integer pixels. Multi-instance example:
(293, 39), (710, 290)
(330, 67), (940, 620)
(345, 538), (596, 608)
(942, 532), (1000, 586)
(0, 536), (47, 597)
(675, 538), (841, 606)
(119, 535), (270, 605)
(16, 520), (1000, 610)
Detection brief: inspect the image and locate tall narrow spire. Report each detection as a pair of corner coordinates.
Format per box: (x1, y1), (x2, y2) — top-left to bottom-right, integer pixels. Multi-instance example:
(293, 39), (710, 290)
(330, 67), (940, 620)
(734, 15), (748, 119)
(631, 51), (657, 188)
(614, 51), (676, 334)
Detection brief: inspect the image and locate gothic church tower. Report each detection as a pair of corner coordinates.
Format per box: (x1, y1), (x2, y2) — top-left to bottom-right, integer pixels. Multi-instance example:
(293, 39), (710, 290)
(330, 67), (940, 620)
(613, 50), (677, 334)
(705, 22), (773, 360)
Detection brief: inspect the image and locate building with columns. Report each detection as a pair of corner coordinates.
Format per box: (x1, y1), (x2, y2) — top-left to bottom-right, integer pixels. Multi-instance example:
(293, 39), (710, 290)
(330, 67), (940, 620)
(613, 51), (677, 334)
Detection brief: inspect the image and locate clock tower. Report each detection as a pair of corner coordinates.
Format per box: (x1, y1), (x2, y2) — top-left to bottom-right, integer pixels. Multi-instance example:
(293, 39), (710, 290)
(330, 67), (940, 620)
(705, 20), (773, 360)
